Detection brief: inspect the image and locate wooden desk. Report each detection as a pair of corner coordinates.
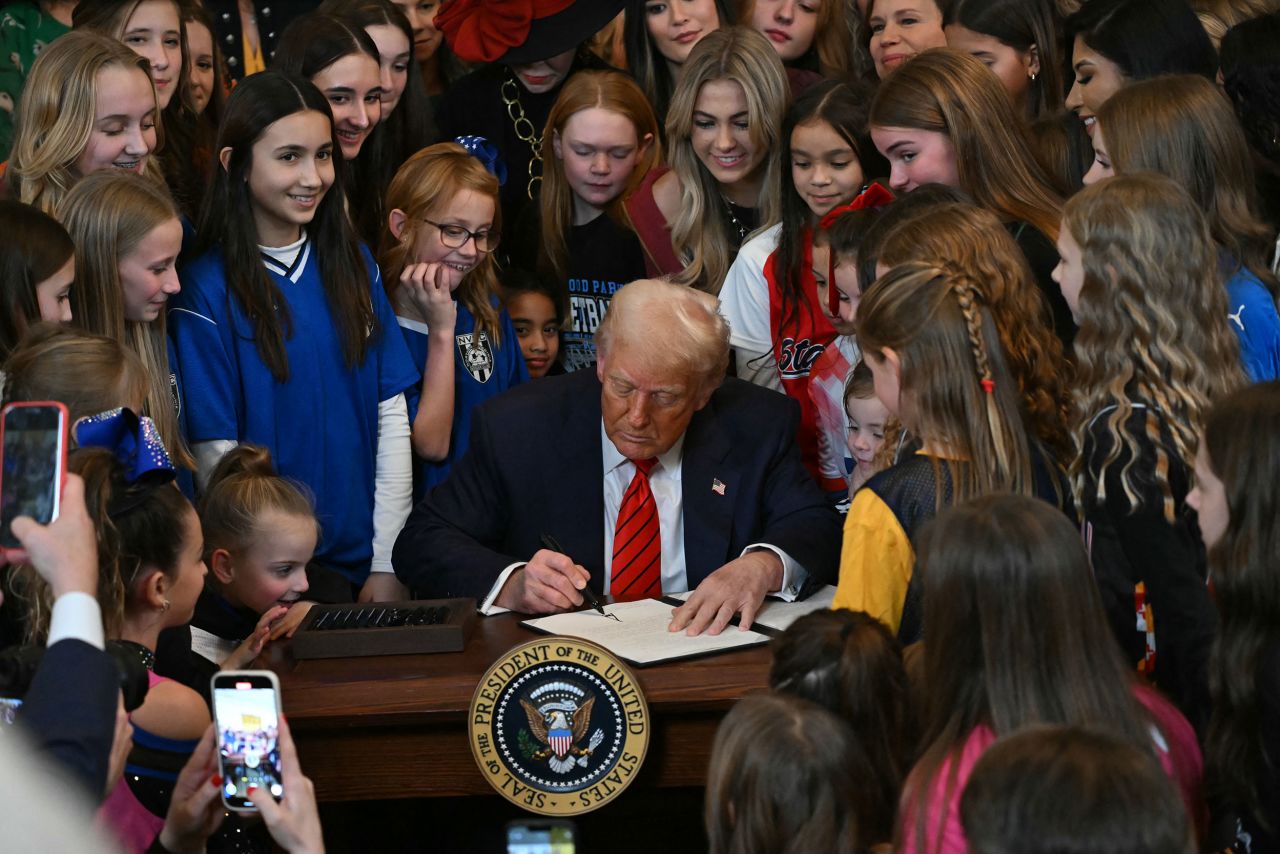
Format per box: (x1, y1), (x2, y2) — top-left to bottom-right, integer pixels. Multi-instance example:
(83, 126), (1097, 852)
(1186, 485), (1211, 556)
(262, 612), (773, 803)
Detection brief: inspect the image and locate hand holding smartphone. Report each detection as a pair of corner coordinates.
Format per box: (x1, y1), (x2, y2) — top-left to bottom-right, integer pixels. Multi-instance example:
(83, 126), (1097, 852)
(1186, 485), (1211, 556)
(507, 820), (576, 854)
(211, 671), (285, 811)
(0, 402), (69, 551)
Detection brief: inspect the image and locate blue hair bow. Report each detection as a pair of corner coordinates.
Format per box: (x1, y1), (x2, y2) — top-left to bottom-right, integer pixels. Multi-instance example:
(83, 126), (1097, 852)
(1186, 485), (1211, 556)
(455, 135), (508, 186)
(74, 407), (175, 486)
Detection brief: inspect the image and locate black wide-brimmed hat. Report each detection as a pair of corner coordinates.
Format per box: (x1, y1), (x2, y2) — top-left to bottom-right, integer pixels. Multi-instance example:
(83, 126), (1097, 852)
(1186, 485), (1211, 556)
(436, 0), (626, 65)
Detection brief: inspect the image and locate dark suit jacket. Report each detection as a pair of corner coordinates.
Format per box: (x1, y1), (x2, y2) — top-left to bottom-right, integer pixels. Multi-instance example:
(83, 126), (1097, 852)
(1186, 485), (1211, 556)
(20, 639), (119, 798)
(204, 0), (313, 80)
(392, 371), (840, 599)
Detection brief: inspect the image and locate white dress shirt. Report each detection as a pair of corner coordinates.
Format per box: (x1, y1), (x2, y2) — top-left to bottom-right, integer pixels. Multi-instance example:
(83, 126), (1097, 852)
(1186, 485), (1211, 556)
(46, 592), (104, 650)
(480, 421), (807, 613)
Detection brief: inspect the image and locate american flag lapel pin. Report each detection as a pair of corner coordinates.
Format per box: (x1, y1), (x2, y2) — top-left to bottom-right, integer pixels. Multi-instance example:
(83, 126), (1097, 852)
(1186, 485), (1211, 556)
(711, 478), (726, 496)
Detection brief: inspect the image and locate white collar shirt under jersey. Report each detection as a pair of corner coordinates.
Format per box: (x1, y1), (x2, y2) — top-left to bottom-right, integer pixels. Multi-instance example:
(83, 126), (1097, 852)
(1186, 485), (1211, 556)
(479, 421), (807, 613)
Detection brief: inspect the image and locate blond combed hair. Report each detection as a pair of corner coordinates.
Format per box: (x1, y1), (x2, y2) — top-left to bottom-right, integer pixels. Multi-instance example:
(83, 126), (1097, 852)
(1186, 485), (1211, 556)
(595, 277), (730, 392)
(8, 31), (162, 215)
(856, 260), (1038, 509)
(1192, 0), (1280, 47)
(878, 202), (1074, 463)
(540, 70), (662, 284)
(869, 48), (1063, 241)
(379, 142), (503, 344)
(1064, 173), (1245, 521)
(664, 26), (788, 293)
(200, 444), (318, 566)
(59, 171), (193, 469)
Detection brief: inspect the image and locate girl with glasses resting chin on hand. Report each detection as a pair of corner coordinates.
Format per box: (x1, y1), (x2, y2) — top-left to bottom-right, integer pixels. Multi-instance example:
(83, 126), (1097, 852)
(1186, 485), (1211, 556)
(379, 142), (528, 500)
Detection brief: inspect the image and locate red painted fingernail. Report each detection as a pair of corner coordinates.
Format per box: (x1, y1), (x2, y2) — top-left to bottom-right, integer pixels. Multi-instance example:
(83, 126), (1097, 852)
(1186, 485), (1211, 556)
(211, 774), (222, 787)
(247, 786), (258, 796)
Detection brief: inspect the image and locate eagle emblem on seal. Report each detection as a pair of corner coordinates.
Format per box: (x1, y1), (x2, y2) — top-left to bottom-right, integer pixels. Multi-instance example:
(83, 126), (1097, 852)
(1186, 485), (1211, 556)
(519, 681), (605, 774)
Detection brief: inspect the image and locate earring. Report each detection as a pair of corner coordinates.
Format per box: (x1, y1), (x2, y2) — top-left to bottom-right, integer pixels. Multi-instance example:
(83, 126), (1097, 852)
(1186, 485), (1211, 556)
(1030, 71), (1038, 81)
(161, 599), (171, 613)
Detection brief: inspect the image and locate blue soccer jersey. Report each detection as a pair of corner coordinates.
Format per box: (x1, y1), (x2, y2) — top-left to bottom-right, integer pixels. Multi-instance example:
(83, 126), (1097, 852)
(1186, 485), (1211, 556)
(399, 297), (528, 499)
(170, 237), (418, 582)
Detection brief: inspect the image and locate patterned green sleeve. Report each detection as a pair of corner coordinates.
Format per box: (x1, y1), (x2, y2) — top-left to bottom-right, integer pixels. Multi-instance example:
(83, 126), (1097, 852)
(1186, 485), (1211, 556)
(0, 5), (71, 161)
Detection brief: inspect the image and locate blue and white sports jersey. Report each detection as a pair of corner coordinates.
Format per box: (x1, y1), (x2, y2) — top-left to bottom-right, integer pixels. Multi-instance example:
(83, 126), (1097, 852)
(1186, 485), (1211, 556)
(170, 237), (418, 583)
(399, 297), (528, 500)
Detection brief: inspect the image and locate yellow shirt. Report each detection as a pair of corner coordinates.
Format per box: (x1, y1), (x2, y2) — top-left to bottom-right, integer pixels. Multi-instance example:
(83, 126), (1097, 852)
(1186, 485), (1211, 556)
(833, 488), (914, 633)
(242, 31), (265, 76)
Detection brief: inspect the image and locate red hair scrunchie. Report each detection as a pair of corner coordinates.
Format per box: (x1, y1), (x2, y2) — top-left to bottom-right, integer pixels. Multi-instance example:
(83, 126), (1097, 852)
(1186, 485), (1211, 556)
(818, 182), (894, 317)
(817, 182), (895, 231)
(435, 0), (576, 64)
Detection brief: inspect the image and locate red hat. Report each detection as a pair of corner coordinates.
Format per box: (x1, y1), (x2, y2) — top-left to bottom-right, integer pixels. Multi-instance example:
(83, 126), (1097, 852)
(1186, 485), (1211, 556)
(436, 0), (626, 65)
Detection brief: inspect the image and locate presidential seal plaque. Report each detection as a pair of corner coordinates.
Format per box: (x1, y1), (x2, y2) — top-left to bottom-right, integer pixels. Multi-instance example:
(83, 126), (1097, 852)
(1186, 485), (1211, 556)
(468, 637), (650, 815)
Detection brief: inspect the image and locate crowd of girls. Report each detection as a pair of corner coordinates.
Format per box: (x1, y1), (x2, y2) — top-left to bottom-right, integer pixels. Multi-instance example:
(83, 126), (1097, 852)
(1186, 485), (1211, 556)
(0, 0), (1278, 850)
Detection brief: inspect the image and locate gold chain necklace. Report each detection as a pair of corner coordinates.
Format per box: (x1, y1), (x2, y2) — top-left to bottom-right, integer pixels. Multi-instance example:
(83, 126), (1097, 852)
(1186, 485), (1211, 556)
(501, 75), (543, 200)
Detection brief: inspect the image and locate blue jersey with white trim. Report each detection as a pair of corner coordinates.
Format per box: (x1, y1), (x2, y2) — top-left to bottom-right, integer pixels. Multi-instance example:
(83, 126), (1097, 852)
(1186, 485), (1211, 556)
(170, 238), (418, 582)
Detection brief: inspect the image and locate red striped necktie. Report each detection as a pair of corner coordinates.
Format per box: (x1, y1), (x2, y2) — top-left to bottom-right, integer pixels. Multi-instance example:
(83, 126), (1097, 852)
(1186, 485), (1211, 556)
(611, 457), (661, 601)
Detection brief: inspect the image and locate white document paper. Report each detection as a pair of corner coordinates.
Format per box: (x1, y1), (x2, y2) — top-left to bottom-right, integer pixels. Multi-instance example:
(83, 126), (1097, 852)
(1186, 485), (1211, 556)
(521, 599), (770, 666)
(667, 585), (837, 633)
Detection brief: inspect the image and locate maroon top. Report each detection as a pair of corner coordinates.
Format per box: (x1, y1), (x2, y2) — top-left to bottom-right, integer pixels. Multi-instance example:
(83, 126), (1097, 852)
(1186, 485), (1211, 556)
(624, 165), (683, 278)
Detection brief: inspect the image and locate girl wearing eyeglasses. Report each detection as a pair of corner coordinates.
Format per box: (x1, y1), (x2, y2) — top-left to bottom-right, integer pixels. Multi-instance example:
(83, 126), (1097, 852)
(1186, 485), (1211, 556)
(169, 71), (419, 603)
(379, 142), (529, 498)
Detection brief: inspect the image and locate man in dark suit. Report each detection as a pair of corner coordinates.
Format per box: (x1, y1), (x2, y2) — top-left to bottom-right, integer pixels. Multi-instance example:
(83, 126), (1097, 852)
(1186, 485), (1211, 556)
(2, 474), (121, 798)
(393, 279), (840, 635)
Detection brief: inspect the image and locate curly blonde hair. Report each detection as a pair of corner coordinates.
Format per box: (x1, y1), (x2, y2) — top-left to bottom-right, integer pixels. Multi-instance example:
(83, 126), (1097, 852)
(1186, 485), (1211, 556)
(1064, 173), (1245, 520)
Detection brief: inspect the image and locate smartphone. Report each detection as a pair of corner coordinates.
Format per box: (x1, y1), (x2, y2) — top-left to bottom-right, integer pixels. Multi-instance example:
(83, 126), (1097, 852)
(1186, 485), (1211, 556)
(211, 670), (284, 812)
(506, 820), (576, 854)
(0, 402), (68, 550)
(0, 697), (22, 729)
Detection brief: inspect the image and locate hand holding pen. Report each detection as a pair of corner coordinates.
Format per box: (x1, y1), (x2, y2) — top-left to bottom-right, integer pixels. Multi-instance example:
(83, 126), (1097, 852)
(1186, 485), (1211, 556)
(540, 534), (620, 621)
(491, 535), (608, 616)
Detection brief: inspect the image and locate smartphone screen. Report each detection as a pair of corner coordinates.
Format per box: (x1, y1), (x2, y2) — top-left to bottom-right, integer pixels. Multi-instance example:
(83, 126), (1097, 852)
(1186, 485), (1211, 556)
(0, 697), (22, 729)
(507, 821), (576, 854)
(0, 404), (66, 549)
(212, 672), (284, 810)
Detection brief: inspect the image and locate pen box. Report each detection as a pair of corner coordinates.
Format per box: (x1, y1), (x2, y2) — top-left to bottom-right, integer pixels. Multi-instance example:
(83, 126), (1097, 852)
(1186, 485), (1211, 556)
(291, 598), (476, 659)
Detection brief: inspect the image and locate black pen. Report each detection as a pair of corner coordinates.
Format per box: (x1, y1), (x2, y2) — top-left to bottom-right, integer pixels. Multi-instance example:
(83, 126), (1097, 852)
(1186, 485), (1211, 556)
(539, 533), (616, 620)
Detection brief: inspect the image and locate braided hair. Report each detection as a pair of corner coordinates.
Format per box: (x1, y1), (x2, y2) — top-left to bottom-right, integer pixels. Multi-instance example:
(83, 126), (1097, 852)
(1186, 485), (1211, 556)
(856, 260), (1041, 509)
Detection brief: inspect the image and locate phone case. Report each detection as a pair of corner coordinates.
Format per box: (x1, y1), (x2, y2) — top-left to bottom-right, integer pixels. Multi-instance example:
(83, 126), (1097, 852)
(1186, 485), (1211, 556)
(211, 670), (283, 812)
